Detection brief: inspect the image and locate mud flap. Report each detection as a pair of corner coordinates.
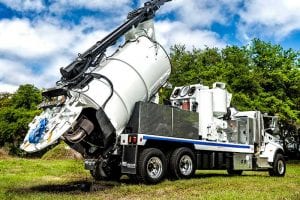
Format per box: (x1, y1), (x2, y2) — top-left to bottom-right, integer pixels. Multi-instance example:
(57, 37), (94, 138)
(96, 108), (116, 149)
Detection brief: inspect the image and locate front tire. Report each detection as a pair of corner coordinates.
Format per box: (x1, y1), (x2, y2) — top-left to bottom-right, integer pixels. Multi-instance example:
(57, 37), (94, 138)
(169, 147), (196, 179)
(269, 153), (286, 177)
(138, 148), (166, 184)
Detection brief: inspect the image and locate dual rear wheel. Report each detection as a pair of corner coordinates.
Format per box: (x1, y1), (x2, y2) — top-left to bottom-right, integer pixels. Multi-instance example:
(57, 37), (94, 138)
(137, 147), (195, 184)
(169, 147), (196, 179)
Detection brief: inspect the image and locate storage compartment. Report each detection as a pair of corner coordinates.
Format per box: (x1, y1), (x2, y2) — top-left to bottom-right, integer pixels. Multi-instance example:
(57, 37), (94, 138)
(233, 153), (253, 170)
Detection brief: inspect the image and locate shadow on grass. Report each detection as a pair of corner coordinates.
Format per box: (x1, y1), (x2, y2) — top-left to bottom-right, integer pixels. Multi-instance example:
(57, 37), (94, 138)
(6, 176), (145, 195)
(6, 180), (118, 194)
(6, 173), (267, 195)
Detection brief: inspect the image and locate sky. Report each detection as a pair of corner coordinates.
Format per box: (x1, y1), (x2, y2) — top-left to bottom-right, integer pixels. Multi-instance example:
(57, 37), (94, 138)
(0, 0), (300, 93)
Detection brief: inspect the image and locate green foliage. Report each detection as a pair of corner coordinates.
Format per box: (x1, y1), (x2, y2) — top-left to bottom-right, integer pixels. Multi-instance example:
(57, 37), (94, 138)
(0, 84), (42, 155)
(0, 93), (12, 108)
(165, 39), (300, 143)
(11, 84), (42, 110)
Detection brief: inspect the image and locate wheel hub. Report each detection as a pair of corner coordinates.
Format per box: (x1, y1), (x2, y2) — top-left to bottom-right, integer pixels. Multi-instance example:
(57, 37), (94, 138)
(179, 155), (193, 176)
(147, 157), (163, 179)
(277, 159), (285, 174)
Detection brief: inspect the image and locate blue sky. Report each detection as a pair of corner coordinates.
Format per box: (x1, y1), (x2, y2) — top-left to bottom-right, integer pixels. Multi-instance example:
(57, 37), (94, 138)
(0, 0), (300, 93)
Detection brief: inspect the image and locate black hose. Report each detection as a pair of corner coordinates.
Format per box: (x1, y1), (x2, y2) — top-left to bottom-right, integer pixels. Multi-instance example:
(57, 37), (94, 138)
(87, 73), (114, 109)
(65, 57), (92, 85)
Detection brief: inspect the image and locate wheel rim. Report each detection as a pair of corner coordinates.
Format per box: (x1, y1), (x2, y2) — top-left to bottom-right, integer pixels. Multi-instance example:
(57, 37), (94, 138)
(277, 159), (285, 174)
(179, 155), (193, 176)
(147, 156), (163, 179)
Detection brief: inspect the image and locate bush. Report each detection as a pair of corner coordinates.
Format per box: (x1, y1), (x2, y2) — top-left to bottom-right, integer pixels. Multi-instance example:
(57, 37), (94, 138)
(41, 141), (83, 160)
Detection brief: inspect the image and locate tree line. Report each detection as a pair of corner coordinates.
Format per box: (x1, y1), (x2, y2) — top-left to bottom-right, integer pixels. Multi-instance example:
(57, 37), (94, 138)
(0, 39), (299, 158)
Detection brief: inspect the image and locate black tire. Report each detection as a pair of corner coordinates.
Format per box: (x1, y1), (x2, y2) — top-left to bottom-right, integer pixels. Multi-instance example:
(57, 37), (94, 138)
(169, 147), (196, 179)
(227, 169), (243, 176)
(138, 148), (166, 184)
(269, 153), (286, 177)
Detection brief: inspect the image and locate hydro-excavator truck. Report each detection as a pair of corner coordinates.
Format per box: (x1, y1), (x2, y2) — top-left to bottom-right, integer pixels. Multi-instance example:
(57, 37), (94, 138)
(21, 0), (286, 184)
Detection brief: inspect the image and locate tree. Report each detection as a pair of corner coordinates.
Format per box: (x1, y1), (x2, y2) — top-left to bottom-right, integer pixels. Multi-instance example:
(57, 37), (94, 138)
(11, 84), (42, 110)
(0, 92), (12, 108)
(0, 85), (42, 155)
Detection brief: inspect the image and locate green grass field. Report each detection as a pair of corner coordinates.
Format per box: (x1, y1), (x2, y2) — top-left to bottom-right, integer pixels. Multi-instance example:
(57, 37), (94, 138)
(0, 158), (299, 200)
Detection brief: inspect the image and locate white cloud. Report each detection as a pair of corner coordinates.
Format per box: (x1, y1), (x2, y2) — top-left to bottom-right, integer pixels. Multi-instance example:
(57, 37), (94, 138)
(49, 0), (131, 14)
(0, 0), (44, 12)
(0, 56), (70, 92)
(160, 0), (242, 28)
(0, 0), (131, 13)
(0, 83), (18, 93)
(0, 17), (112, 58)
(0, 59), (38, 85)
(0, 16), (116, 92)
(239, 0), (300, 41)
(156, 20), (226, 50)
(0, 18), (77, 59)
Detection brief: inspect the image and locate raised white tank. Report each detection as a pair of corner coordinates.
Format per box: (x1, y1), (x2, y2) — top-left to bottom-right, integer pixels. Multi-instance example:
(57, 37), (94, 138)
(212, 86), (227, 117)
(20, 20), (171, 152)
(82, 35), (171, 135)
(198, 90), (213, 139)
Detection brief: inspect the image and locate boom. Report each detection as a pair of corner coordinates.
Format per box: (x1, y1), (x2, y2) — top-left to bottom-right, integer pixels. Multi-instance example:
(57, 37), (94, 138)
(60, 0), (171, 86)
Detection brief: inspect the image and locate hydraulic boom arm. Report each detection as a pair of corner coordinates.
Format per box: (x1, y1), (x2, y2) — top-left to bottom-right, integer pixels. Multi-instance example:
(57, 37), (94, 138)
(60, 0), (171, 86)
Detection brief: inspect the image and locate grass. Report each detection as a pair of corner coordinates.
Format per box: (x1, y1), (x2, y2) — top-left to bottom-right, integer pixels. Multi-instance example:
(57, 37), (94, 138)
(0, 158), (299, 200)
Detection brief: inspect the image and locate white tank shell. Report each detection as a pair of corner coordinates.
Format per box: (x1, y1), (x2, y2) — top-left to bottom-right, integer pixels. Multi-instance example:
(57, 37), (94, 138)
(82, 36), (171, 135)
(198, 90), (213, 139)
(212, 88), (227, 117)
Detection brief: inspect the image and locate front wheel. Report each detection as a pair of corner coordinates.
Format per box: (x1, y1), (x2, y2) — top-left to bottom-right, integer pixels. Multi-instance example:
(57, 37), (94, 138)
(269, 153), (286, 177)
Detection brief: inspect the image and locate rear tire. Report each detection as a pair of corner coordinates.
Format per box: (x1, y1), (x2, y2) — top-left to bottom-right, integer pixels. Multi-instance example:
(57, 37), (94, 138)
(169, 147), (195, 179)
(269, 153), (286, 177)
(138, 148), (166, 184)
